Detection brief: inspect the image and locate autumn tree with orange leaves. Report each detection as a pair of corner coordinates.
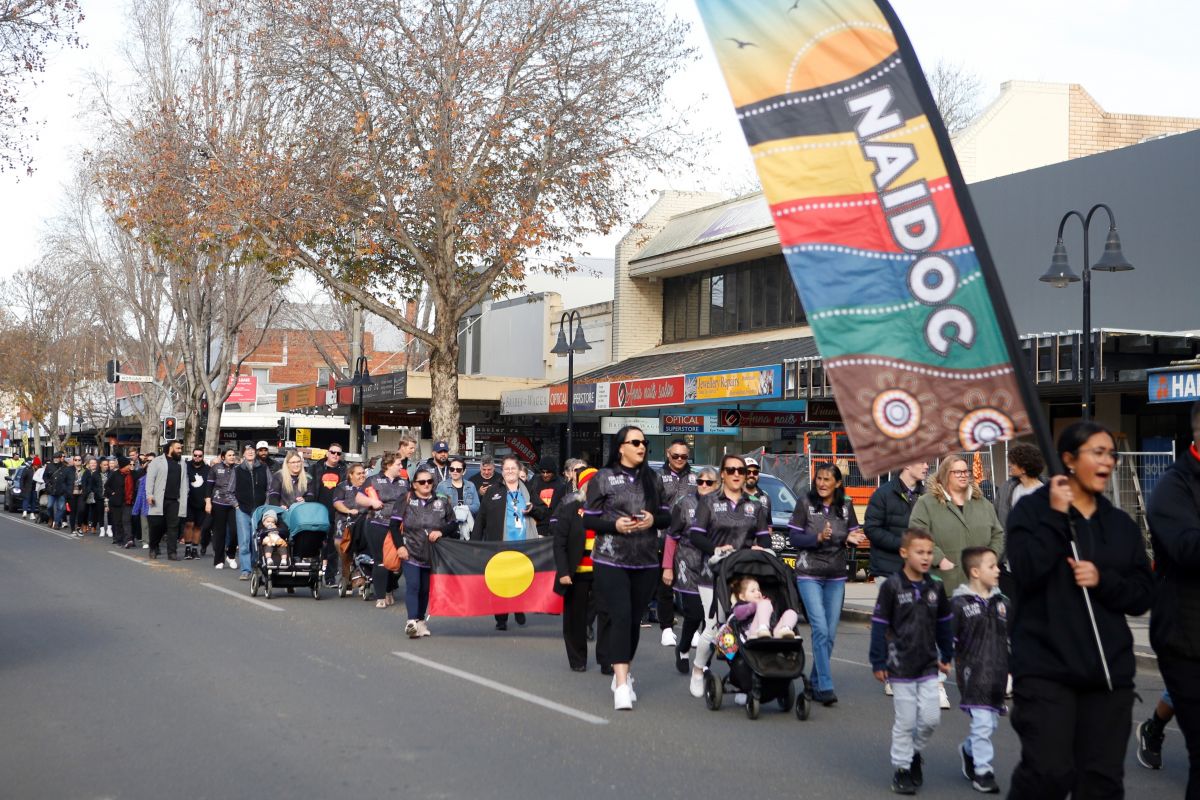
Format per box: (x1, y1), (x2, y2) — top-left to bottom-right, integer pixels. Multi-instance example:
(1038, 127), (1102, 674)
(230, 0), (694, 451)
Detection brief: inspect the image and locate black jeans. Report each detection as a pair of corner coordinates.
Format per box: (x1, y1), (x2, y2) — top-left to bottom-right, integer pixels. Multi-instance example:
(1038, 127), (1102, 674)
(364, 522), (399, 601)
(562, 575), (605, 669)
(593, 564), (659, 665)
(147, 500), (181, 556)
(1009, 676), (1133, 799)
(110, 506), (130, 545)
(676, 591), (704, 658)
(1159, 652), (1200, 799)
(655, 565), (675, 629)
(211, 504), (237, 564)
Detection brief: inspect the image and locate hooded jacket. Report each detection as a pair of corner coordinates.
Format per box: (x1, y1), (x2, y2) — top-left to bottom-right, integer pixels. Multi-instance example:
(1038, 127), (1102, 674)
(1147, 445), (1200, 660)
(950, 584), (1010, 712)
(1006, 484), (1153, 690)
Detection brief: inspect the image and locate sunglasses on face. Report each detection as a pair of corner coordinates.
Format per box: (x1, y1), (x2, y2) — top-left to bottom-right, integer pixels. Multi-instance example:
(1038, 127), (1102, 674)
(723, 466), (748, 476)
(746, 469), (760, 476)
(449, 467), (464, 473)
(328, 451), (342, 456)
(668, 452), (688, 460)
(412, 479), (433, 486)
(696, 479), (717, 486)
(622, 439), (648, 448)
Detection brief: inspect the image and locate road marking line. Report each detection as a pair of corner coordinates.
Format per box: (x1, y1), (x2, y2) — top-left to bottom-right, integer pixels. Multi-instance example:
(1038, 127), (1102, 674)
(107, 550), (157, 566)
(201, 582), (283, 612)
(832, 656), (872, 668)
(9, 516), (77, 540)
(394, 652), (609, 726)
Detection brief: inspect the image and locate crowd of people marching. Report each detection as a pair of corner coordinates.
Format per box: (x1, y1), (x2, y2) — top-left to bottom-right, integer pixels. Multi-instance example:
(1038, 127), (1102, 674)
(7, 400), (1200, 798)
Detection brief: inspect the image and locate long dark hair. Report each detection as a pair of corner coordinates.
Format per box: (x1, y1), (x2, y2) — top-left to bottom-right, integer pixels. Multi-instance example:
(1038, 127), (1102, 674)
(1057, 421), (1114, 468)
(807, 463), (848, 518)
(606, 426), (660, 508)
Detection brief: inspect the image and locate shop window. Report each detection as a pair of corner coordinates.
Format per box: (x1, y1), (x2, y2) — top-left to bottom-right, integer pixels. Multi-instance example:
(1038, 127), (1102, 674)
(660, 255), (805, 344)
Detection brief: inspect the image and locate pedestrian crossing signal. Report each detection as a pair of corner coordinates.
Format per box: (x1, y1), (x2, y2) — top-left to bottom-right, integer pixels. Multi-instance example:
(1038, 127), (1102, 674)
(163, 416), (178, 441)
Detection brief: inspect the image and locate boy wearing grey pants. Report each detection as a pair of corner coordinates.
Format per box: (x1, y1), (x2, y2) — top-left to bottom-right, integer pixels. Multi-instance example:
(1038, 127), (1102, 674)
(871, 529), (954, 795)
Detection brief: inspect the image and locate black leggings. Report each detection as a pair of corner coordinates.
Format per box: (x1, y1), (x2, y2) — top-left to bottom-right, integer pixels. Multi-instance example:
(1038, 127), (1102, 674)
(365, 522), (399, 600)
(676, 591), (704, 658)
(593, 564), (659, 665)
(211, 504), (238, 564)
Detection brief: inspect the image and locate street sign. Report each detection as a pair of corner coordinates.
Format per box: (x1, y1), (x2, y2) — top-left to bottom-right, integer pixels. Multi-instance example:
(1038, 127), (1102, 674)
(294, 428), (311, 447)
(118, 374), (155, 383)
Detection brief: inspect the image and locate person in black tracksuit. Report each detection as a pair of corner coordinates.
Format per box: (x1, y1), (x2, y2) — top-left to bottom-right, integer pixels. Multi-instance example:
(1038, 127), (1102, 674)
(552, 468), (607, 672)
(1006, 422), (1153, 799)
(1146, 401), (1200, 798)
(525, 456), (568, 537)
(358, 454), (410, 608)
(656, 441), (696, 641)
(661, 465), (718, 675)
(390, 466), (458, 638)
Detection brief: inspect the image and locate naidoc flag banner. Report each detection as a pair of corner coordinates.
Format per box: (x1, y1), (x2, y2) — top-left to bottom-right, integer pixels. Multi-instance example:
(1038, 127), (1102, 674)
(694, 0), (1032, 476)
(428, 537), (564, 617)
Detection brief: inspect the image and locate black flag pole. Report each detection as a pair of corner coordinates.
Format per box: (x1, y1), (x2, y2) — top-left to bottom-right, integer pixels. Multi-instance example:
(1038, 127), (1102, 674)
(873, 0), (1113, 691)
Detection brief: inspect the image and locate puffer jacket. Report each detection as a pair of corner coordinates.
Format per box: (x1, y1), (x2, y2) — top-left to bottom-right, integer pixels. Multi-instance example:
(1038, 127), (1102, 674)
(863, 476), (923, 576)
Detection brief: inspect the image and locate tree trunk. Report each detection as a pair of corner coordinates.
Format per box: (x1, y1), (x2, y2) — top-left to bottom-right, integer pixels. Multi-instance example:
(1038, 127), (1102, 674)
(140, 418), (160, 453)
(203, 400), (224, 455)
(183, 407), (200, 451)
(427, 330), (462, 453)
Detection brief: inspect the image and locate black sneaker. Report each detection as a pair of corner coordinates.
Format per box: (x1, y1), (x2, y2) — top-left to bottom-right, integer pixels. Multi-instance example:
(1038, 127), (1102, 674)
(971, 772), (1000, 794)
(495, 620), (507, 631)
(891, 768), (916, 795)
(961, 744), (976, 780)
(1137, 718), (1165, 770)
(910, 752), (924, 787)
(514, 613), (526, 626)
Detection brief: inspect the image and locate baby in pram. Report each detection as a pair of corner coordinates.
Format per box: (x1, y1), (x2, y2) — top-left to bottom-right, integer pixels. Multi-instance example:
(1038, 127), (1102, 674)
(258, 510), (289, 568)
(730, 576), (798, 640)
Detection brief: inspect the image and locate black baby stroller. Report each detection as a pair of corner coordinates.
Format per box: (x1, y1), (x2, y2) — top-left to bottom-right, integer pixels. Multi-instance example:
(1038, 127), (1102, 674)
(703, 548), (812, 721)
(248, 503), (328, 600)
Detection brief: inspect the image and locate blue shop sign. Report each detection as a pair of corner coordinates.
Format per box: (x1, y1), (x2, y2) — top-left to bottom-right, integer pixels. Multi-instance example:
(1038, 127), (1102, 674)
(1148, 369), (1200, 404)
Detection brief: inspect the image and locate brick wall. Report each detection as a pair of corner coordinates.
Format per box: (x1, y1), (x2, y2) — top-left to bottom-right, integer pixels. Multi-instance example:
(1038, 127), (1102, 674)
(1068, 84), (1200, 159)
(237, 328), (405, 386)
(611, 191), (722, 362)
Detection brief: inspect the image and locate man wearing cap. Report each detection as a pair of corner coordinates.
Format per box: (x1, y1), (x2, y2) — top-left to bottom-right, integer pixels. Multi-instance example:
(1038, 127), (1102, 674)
(526, 456), (569, 538)
(743, 456), (772, 517)
(470, 456), (500, 498)
(424, 440), (452, 484)
(255, 441), (276, 473)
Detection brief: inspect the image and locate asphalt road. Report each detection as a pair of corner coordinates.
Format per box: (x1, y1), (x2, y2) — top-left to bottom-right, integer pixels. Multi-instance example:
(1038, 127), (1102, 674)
(0, 512), (1189, 799)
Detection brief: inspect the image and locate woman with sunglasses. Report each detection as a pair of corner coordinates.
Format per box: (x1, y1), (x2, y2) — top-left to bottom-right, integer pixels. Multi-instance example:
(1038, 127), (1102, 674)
(356, 452), (410, 609)
(390, 466), (459, 638)
(662, 465), (719, 675)
(787, 463), (864, 706)
(436, 456), (480, 535)
(584, 426), (669, 710)
(686, 454), (772, 700)
(1006, 422), (1152, 797)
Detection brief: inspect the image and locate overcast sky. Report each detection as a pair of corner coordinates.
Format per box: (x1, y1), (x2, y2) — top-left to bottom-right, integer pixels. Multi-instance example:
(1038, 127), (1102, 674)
(3, 0), (1197, 309)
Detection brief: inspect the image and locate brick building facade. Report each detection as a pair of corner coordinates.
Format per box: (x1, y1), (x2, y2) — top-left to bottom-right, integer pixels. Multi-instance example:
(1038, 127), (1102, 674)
(236, 327), (406, 397)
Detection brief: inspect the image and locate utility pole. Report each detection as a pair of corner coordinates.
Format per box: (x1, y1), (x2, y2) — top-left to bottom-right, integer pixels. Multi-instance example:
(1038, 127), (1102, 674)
(349, 302), (363, 455)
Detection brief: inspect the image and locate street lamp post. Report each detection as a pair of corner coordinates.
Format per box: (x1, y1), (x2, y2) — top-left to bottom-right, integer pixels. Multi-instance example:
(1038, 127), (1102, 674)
(349, 356), (373, 460)
(550, 310), (591, 461)
(1039, 203), (1133, 421)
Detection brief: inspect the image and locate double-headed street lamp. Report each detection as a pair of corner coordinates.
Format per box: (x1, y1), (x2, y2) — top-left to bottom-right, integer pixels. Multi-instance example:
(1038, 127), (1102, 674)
(551, 310), (591, 461)
(1039, 203), (1133, 421)
(349, 356), (373, 457)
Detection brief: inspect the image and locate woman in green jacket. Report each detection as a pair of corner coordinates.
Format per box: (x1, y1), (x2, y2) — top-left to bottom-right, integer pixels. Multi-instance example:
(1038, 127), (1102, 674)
(908, 455), (1004, 595)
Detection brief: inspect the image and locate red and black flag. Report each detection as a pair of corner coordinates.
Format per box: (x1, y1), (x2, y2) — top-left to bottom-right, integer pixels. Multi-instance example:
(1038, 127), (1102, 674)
(428, 538), (564, 617)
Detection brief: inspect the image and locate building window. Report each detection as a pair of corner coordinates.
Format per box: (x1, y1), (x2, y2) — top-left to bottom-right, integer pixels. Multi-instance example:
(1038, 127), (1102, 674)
(662, 255), (805, 344)
(316, 367), (331, 386)
(252, 368), (271, 387)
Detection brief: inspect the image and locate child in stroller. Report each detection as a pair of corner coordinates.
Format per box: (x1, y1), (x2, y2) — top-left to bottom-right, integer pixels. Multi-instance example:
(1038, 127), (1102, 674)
(704, 548), (812, 721)
(728, 576), (799, 640)
(258, 510), (289, 567)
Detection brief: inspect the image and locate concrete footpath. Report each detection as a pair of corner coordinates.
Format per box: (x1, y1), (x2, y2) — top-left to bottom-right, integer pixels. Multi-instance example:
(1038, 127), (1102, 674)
(840, 579), (1159, 672)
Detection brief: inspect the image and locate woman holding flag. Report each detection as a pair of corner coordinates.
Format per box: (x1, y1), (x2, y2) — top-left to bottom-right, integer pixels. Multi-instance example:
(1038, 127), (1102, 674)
(1005, 422), (1153, 797)
(357, 453), (410, 609)
(584, 426), (668, 710)
(389, 466), (458, 639)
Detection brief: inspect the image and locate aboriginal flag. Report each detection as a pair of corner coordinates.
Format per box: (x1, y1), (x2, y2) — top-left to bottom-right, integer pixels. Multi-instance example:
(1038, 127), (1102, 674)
(428, 538), (564, 617)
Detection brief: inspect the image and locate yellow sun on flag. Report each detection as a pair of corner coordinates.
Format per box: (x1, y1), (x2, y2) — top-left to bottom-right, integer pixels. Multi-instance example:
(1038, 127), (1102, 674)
(483, 550), (535, 598)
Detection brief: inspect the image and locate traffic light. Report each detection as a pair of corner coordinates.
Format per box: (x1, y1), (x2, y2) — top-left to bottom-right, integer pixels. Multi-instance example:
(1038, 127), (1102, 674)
(106, 360), (120, 384)
(200, 396), (209, 418)
(163, 416), (178, 441)
(276, 417), (287, 442)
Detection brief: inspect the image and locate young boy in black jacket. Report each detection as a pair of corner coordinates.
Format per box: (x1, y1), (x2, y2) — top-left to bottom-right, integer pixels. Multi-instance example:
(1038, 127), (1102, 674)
(951, 546), (1009, 794)
(871, 528), (954, 795)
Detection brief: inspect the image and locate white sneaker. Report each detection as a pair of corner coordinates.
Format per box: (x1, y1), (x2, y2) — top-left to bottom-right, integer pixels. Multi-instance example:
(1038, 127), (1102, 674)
(734, 693), (747, 706)
(660, 627), (678, 647)
(939, 683), (951, 709)
(106, 527), (114, 537)
(405, 620), (419, 638)
(613, 683), (633, 710)
(416, 619), (431, 637)
(691, 631), (699, 648)
(142, 543), (149, 549)
(884, 679), (894, 696)
(214, 562), (224, 570)
(610, 675), (637, 703)
(226, 557), (237, 569)
(1005, 673), (1013, 699)
(689, 671), (705, 698)
(755, 626), (771, 639)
